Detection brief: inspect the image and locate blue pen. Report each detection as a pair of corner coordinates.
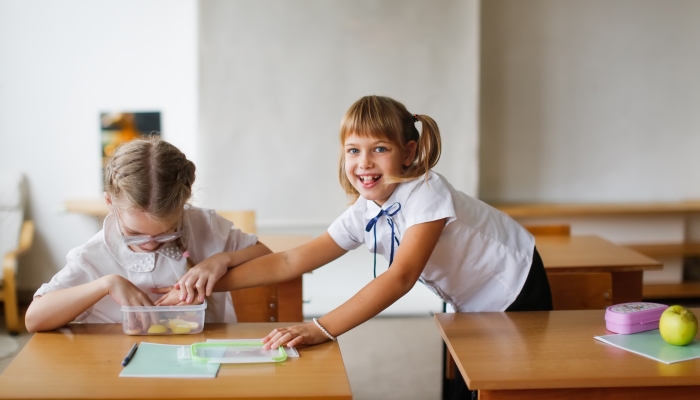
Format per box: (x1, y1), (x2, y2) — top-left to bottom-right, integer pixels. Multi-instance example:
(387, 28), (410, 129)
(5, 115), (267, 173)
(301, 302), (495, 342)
(122, 343), (139, 367)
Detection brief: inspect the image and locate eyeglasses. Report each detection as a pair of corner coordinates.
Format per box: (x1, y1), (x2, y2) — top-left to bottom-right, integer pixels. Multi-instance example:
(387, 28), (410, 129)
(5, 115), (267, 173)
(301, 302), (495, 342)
(113, 209), (182, 246)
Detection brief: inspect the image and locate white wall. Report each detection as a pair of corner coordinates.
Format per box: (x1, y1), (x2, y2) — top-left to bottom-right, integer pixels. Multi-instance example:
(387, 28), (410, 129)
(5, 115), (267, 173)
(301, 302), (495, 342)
(0, 0), (198, 290)
(198, 0), (480, 226)
(479, 0), (700, 203)
(198, 0), (480, 315)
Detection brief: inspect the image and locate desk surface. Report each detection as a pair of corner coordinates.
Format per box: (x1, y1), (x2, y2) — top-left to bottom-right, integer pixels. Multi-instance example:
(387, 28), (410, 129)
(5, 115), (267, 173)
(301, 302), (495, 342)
(0, 323), (352, 400)
(535, 235), (661, 273)
(435, 310), (700, 392)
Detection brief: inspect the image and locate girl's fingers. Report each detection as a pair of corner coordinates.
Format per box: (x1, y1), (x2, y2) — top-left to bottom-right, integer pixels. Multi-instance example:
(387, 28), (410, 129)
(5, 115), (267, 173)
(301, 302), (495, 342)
(264, 331), (290, 350)
(182, 277), (196, 303)
(205, 277), (216, 297)
(262, 328), (280, 343)
(194, 278), (207, 302)
(287, 336), (304, 348)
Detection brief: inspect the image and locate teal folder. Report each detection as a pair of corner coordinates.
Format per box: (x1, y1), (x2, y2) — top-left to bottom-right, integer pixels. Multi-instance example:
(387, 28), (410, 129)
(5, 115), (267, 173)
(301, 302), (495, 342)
(594, 329), (700, 364)
(119, 342), (220, 378)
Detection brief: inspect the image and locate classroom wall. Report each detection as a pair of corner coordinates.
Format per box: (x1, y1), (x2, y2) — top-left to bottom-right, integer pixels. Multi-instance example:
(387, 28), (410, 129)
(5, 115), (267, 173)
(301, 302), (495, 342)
(197, 0), (480, 315)
(479, 0), (700, 203)
(198, 0), (480, 226)
(0, 0), (198, 291)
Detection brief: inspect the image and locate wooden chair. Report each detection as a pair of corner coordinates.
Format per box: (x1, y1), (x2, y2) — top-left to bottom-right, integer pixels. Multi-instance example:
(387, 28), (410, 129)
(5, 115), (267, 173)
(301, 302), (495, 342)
(217, 211), (304, 322)
(524, 224), (613, 310)
(522, 224), (570, 236)
(1, 172), (34, 335)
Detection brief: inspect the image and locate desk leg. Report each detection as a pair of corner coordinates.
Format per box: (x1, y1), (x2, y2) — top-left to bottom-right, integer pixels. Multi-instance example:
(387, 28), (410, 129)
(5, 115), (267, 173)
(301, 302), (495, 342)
(611, 271), (643, 304)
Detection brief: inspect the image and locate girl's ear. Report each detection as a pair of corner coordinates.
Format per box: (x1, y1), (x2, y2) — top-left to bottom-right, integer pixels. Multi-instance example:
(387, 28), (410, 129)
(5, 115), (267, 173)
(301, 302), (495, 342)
(103, 192), (112, 207)
(403, 140), (418, 167)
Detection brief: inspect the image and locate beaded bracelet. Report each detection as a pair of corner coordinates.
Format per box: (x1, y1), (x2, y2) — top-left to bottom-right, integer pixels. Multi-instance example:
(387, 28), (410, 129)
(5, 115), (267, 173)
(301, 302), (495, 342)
(312, 318), (337, 341)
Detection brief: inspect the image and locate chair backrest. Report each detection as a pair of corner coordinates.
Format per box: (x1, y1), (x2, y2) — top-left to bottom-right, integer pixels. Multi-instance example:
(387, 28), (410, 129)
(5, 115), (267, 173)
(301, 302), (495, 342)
(523, 224), (571, 236)
(217, 210), (256, 234)
(0, 172), (25, 281)
(217, 211), (304, 322)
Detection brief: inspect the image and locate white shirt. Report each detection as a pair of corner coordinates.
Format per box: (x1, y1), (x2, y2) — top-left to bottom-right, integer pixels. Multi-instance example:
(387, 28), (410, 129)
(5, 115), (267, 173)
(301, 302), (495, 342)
(34, 205), (258, 323)
(327, 172), (535, 312)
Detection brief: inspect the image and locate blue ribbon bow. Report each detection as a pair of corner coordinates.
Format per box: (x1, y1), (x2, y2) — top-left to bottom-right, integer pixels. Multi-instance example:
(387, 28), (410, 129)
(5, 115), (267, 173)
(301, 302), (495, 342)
(365, 202), (402, 278)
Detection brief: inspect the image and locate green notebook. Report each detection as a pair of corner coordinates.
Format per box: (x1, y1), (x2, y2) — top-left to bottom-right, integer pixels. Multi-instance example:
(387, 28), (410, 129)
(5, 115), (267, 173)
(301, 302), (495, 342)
(119, 342), (220, 378)
(594, 329), (700, 364)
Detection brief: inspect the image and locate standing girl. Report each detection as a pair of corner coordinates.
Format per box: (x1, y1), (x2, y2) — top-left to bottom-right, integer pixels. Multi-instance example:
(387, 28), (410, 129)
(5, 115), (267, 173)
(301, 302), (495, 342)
(173, 95), (552, 349)
(25, 138), (271, 333)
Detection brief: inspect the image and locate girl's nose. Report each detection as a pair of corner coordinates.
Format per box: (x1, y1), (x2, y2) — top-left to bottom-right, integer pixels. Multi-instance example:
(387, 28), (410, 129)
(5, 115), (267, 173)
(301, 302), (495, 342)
(358, 153), (373, 169)
(140, 240), (159, 251)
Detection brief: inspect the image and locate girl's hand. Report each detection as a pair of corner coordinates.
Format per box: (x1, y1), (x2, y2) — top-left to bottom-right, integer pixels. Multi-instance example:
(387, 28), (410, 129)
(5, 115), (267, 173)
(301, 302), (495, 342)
(107, 275), (155, 306)
(105, 275), (156, 332)
(151, 286), (205, 306)
(261, 322), (331, 349)
(175, 253), (232, 304)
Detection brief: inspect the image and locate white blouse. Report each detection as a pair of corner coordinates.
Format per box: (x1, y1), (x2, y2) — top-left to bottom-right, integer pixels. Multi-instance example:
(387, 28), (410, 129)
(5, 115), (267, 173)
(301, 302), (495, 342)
(327, 171), (535, 312)
(34, 205), (258, 323)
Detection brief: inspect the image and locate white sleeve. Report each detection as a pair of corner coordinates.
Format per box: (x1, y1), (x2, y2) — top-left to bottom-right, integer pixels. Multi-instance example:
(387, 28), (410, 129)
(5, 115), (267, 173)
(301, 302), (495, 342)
(404, 173), (457, 229)
(327, 205), (364, 251)
(33, 257), (99, 323)
(34, 259), (97, 299)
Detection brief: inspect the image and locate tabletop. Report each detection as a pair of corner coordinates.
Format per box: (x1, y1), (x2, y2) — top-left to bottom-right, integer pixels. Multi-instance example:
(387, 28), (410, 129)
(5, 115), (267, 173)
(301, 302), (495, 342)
(535, 235), (661, 273)
(434, 309), (700, 392)
(0, 323), (352, 400)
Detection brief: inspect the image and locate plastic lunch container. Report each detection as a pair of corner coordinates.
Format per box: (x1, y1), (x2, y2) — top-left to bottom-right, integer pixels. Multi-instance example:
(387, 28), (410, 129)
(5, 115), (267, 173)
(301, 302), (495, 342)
(120, 301), (206, 335)
(604, 302), (668, 334)
(190, 341), (287, 364)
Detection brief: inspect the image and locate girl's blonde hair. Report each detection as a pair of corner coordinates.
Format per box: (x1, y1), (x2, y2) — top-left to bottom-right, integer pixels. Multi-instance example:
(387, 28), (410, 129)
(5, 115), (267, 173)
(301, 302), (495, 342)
(104, 137), (196, 267)
(338, 95), (442, 201)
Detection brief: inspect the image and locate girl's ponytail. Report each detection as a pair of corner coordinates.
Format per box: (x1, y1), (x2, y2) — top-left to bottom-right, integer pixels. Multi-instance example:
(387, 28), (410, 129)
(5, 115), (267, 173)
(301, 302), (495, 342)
(409, 114), (441, 179)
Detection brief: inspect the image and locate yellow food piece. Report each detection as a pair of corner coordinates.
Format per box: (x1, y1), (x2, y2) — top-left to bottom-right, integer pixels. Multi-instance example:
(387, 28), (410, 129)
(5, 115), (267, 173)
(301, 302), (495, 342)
(147, 324), (168, 334)
(186, 321), (199, 329)
(168, 319), (187, 329)
(171, 324), (192, 334)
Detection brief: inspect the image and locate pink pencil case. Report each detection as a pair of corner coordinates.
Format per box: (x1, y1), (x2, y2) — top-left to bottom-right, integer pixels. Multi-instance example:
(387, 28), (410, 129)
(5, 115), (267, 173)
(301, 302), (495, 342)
(604, 302), (668, 334)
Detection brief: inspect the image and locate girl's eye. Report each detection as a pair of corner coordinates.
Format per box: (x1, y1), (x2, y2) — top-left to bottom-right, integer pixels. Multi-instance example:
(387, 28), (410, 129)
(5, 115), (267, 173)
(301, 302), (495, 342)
(374, 147), (387, 153)
(347, 148), (359, 154)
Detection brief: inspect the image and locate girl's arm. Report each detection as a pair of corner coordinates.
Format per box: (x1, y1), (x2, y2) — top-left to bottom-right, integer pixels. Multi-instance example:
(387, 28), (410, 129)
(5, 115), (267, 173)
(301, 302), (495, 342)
(176, 233), (348, 303)
(154, 242), (273, 305)
(263, 218), (446, 349)
(25, 274), (155, 332)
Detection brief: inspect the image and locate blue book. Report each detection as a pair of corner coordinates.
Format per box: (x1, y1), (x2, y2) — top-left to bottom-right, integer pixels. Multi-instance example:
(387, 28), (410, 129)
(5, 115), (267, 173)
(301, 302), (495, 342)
(595, 329), (700, 364)
(119, 342), (220, 378)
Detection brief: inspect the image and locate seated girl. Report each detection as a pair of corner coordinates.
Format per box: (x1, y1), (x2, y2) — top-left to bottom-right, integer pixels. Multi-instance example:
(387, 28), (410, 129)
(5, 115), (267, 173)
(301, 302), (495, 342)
(25, 138), (271, 333)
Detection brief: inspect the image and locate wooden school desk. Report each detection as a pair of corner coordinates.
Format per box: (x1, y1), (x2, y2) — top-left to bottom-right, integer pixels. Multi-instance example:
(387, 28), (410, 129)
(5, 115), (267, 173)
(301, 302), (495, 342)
(435, 309), (700, 400)
(535, 235), (662, 307)
(0, 323), (352, 400)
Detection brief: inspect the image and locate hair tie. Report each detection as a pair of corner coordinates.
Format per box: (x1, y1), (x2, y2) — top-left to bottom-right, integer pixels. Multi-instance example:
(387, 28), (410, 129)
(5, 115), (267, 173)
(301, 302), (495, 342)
(182, 251), (189, 258)
(412, 114), (418, 122)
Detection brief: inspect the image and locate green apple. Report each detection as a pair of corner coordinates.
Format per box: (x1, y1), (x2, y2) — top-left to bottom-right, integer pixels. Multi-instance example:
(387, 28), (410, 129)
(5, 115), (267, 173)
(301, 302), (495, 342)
(659, 305), (698, 346)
